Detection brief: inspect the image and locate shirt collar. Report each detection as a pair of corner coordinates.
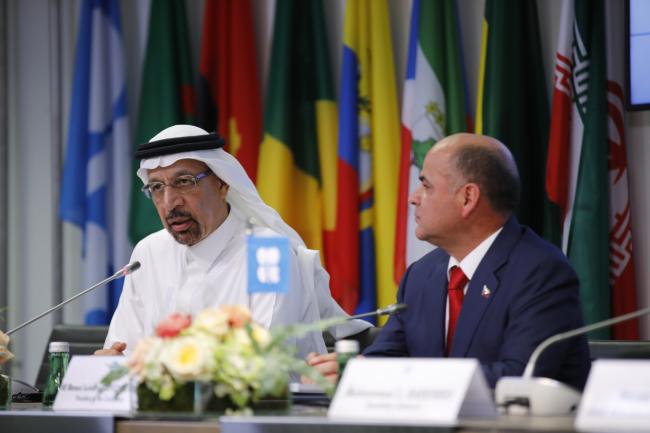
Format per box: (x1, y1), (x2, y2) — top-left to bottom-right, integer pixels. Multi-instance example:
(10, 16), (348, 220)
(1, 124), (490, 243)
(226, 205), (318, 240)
(185, 208), (244, 271)
(447, 227), (503, 281)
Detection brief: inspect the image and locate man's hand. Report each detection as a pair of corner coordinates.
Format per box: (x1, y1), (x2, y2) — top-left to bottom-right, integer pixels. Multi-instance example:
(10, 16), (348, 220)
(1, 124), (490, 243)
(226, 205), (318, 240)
(304, 352), (339, 384)
(94, 341), (126, 356)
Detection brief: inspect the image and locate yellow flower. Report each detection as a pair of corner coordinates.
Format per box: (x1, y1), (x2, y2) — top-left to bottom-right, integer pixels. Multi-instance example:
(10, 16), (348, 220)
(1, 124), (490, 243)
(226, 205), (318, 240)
(230, 328), (254, 350)
(251, 325), (271, 348)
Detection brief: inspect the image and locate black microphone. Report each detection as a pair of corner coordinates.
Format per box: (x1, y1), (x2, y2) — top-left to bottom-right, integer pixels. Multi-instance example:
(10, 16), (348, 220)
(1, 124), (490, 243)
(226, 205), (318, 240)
(347, 303), (407, 321)
(495, 306), (650, 416)
(6, 262), (141, 336)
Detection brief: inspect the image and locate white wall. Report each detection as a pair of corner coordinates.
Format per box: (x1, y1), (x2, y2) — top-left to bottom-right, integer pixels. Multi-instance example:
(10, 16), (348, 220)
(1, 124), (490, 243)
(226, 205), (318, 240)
(5, 0), (650, 384)
(7, 0), (68, 388)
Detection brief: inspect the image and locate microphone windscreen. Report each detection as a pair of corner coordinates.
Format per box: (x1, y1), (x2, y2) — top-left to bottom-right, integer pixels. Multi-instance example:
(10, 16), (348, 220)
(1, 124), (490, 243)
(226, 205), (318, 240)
(124, 261), (141, 275)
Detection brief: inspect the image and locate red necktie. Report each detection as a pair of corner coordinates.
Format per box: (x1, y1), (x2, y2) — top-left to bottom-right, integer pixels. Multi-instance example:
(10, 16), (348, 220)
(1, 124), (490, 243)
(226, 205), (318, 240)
(446, 266), (468, 355)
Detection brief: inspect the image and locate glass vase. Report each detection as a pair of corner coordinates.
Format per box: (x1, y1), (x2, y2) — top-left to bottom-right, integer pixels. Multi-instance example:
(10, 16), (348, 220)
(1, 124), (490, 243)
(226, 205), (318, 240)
(0, 371), (10, 409)
(136, 381), (290, 414)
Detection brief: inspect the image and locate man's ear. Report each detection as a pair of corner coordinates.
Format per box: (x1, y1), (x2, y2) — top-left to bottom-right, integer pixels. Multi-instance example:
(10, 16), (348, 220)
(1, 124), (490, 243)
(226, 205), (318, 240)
(219, 182), (230, 199)
(459, 182), (480, 218)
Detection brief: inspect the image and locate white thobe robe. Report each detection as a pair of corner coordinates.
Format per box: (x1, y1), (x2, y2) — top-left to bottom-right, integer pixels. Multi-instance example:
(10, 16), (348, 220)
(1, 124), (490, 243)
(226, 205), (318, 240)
(105, 209), (326, 358)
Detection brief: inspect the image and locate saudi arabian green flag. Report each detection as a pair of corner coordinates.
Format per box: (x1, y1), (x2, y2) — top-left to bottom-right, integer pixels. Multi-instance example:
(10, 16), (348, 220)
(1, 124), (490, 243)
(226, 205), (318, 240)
(128, 0), (196, 243)
(476, 0), (559, 245)
(568, 0), (610, 337)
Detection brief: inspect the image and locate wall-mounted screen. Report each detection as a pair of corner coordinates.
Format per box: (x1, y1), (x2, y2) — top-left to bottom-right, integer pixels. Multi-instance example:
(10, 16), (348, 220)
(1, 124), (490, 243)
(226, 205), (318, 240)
(628, 0), (650, 110)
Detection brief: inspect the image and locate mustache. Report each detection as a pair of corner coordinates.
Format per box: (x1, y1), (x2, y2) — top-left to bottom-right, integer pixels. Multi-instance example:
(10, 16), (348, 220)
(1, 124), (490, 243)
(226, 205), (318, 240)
(165, 209), (196, 224)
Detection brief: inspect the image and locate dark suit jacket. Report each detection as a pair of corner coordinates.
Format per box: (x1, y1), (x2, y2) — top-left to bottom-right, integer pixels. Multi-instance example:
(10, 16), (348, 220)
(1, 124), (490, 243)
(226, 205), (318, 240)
(364, 216), (591, 390)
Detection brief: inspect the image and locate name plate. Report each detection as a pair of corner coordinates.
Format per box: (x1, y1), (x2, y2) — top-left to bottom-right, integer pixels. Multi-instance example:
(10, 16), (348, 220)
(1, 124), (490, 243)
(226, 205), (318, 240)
(328, 358), (496, 425)
(576, 360), (650, 431)
(53, 356), (132, 412)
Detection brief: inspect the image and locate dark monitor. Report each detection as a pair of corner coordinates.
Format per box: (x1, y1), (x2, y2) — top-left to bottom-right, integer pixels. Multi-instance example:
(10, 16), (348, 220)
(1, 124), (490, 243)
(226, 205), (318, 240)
(34, 325), (108, 390)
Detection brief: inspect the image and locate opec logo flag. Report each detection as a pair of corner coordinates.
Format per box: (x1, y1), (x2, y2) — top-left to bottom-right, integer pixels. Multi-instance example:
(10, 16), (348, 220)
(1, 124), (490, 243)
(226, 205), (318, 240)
(59, 0), (131, 324)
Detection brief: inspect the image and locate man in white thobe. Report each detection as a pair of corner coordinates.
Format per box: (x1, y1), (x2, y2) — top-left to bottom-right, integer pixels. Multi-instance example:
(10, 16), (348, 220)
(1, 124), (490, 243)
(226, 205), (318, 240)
(97, 125), (370, 358)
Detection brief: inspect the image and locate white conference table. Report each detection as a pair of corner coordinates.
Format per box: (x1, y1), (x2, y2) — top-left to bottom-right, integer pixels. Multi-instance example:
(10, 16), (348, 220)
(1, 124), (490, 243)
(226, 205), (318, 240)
(2, 402), (578, 433)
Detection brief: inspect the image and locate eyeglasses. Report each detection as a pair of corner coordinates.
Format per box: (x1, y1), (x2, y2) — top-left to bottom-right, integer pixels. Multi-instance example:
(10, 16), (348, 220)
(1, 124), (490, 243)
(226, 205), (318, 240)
(141, 170), (214, 200)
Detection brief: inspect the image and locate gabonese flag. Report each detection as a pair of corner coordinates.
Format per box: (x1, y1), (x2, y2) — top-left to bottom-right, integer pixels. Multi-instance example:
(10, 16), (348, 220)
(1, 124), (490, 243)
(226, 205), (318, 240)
(257, 0), (337, 255)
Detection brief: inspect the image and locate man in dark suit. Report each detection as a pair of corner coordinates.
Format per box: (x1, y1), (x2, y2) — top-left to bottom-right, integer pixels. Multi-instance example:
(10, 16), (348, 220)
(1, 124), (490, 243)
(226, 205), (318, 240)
(308, 133), (590, 390)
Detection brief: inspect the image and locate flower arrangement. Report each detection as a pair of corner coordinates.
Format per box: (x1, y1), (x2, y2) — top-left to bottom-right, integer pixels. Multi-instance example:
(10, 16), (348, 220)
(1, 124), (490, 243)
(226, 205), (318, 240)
(104, 305), (336, 414)
(0, 330), (14, 407)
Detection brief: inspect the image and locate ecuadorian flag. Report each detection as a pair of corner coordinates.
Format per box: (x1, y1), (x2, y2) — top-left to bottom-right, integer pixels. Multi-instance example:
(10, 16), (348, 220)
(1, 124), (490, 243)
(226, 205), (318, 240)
(331, 0), (400, 318)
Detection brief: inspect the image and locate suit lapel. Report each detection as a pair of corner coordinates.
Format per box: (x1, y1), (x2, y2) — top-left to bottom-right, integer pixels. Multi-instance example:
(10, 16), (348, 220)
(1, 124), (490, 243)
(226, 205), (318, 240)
(423, 260), (448, 357)
(449, 217), (522, 357)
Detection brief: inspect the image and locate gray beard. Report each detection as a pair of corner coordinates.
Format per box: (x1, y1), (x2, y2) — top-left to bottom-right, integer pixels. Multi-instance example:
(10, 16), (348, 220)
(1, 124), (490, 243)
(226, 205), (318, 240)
(169, 221), (203, 246)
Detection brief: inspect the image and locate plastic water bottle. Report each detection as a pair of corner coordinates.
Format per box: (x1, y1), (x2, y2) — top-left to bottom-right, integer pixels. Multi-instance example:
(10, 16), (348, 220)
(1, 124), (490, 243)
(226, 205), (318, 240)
(335, 339), (359, 384)
(42, 342), (70, 406)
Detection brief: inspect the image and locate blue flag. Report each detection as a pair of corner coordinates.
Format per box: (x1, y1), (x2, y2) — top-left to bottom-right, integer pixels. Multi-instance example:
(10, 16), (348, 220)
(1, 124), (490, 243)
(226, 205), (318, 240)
(60, 0), (131, 324)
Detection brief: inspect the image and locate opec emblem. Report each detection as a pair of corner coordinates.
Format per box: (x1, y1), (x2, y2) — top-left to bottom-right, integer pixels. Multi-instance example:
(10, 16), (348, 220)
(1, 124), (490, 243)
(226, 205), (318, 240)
(247, 235), (290, 294)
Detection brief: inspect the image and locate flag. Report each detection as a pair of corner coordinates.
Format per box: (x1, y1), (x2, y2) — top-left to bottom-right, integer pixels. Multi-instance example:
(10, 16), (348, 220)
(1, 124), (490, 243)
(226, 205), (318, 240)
(128, 0), (196, 243)
(546, 0), (610, 338)
(476, 0), (557, 243)
(547, 0), (639, 338)
(394, 0), (470, 284)
(60, 0), (131, 324)
(604, 0), (639, 339)
(331, 0), (400, 316)
(197, 0), (262, 182)
(257, 0), (338, 257)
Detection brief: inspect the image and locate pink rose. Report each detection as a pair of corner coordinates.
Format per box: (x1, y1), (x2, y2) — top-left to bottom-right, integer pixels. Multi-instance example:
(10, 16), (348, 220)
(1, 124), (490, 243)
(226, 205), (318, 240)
(222, 305), (252, 328)
(155, 313), (192, 338)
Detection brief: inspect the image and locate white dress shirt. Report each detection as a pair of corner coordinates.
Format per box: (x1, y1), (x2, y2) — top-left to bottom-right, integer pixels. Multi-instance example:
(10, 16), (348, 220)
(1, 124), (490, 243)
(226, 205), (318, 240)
(105, 209), (326, 358)
(445, 227), (503, 337)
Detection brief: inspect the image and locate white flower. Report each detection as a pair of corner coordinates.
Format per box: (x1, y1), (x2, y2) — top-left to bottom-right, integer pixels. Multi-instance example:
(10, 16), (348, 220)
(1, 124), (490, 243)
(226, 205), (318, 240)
(0, 330), (13, 365)
(161, 335), (216, 382)
(129, 336), (161, 376)
(230, 328), (253, 349)
(0, 330), (9, 347)
(191, 308), (229, 338)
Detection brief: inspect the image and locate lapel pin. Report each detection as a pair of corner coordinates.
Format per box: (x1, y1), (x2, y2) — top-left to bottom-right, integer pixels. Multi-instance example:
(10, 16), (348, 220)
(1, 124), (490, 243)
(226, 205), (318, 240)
(481, 286), (491, 298)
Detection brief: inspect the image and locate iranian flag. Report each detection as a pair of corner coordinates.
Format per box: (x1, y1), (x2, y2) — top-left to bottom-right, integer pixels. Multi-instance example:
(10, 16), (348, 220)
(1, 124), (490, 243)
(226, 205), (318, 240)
(546, 0), (639, 339)
(394, 0), (469, 283)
